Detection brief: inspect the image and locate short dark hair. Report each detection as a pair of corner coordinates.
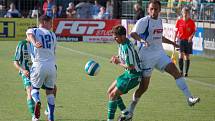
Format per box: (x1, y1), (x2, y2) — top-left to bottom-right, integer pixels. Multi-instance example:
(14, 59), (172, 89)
(112, 25), (126, 36)
(148, 0), (161, 8)
(39, 15), (52, 23)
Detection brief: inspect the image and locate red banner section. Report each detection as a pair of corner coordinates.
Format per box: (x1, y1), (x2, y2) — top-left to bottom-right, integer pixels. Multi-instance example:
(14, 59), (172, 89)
(53, 19), (121, 42)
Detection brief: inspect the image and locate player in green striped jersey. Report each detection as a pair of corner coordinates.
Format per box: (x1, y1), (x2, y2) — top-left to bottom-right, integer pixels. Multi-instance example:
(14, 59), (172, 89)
(13, 39), (35, 120)
(13, 37), (58, 121)
(107, 25), (142, 121)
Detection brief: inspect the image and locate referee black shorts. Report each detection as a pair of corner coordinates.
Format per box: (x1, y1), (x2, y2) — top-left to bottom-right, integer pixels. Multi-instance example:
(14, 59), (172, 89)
(179, 39), (193, 54)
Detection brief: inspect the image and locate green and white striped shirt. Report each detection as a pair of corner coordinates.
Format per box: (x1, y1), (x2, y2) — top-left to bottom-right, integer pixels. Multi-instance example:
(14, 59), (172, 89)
(13, 40), (32, 74)
(118, 38), (142, 74)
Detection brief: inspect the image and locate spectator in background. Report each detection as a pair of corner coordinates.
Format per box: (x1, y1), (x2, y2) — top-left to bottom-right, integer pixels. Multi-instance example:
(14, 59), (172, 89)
(4, 2), (21, 18)
(66, 2), (76, 18)
(75, 0), (92, 19)
(97, 6), (108, 19)
(58, 5), (64, 18)
(0, 4), (6, 17)
(43, 0), (55, 17)
(50, 5), (59, 18)
(133, 3), (144, 20)
(92, 0), (101, 19)
(30, 1), (42, 18)
(174, 7), (196, 77)
(106, 0), (113, 19)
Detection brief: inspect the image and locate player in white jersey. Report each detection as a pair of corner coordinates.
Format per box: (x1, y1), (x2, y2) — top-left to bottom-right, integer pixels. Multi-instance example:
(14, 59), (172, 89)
(121, 0), (200, 120)
(26, 15), (57, 121)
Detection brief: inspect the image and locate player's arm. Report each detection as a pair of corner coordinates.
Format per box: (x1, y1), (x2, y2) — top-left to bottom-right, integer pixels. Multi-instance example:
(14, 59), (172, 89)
(130, 19), (149, 46)
(26, 28), (42, 48)
(13, 61), (29, 77)
(162, 36), (179, 48)
(27, 33), (42, 48)
(130, 32), (149, 47)
(111, 56), (135, 69)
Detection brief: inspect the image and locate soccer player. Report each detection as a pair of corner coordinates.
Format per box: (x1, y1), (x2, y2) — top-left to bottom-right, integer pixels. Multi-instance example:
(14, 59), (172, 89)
(107, 25), (142, 121)
(174, 7), (196, 77)
(26, 15), (57, 121)
(123, 0), (200, 119)
(13, 38), (36, 120)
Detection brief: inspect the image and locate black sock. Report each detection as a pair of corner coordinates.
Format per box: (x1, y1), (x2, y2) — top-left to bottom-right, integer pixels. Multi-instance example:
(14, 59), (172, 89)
(179, 58), (184, 73)
(185, 60), (190, 74)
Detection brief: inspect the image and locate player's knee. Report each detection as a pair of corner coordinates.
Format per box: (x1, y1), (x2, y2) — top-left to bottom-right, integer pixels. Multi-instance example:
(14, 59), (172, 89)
(108, 91), (117, 100)
(26, 88), (32, 99)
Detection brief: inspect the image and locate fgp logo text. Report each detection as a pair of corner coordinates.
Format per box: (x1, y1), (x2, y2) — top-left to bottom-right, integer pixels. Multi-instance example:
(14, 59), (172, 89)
(0, 21), (15, 38)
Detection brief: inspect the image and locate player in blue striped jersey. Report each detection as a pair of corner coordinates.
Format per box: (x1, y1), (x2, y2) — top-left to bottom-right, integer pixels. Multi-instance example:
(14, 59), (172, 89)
(107, 25), (142, 121)
(13, 39), (36, 120)
(26, 15), (57, 121)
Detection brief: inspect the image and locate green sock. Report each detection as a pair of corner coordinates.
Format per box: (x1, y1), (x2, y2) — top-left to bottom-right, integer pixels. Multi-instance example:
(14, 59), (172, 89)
(27, 99), (35, 116)
(107, 100), (117, 120)
(116, 96), (128, 115)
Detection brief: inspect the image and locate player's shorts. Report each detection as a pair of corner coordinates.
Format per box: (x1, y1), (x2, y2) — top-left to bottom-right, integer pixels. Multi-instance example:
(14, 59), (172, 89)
(116, 71), (141, 94)
(30, 62), (56, 89)
(179, 39), (193, 54)
(140, 52), (172, 77)
(20, 73), (31, 89)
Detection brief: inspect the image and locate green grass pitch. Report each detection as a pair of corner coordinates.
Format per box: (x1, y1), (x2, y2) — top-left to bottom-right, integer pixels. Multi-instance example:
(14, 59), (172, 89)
(0, 41), (215, 121)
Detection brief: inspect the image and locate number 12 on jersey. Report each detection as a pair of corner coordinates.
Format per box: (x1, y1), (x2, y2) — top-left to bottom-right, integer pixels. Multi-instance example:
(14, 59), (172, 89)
(39, 34), (52, 49)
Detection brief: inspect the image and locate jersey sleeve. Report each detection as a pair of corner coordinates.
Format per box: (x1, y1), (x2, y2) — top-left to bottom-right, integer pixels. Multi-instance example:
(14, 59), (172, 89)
(26, 28), (35, 35)
(13, 42), (22, 61)
(131, 17), (148, 34)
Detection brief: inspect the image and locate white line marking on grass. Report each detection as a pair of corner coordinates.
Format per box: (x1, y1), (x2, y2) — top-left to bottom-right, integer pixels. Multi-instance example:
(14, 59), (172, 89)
(58, 45), (108, 61)
(186, 78), (215, 88)
(59, 45), (215, 89)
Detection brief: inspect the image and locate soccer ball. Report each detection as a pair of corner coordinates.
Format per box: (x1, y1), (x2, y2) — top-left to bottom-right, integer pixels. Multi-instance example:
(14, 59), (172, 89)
(84, 60), (100, 76)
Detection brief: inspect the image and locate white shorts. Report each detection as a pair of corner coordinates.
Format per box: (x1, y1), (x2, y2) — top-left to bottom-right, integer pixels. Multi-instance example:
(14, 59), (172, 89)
(140, 52), (172, 77)
(30, 62), (56, 89)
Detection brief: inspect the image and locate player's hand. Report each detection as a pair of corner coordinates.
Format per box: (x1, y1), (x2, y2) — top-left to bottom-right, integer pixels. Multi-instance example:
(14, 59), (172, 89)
(34, 41), (42, 48)
(22, 69), (30, 78)
(110, 56), (120, 64)
(144, 41), (149, 47)
(140, 39), (149, 47)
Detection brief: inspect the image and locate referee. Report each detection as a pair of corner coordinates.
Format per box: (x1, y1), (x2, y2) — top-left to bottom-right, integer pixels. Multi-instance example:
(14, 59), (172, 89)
(174, 7), (196, 77)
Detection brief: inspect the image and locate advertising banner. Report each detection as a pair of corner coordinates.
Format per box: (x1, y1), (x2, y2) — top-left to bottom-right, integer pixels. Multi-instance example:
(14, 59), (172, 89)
(204, 28), (215, 50)
(0, 18), (37, 41)
(162, 23), (175, 51)
(192, 27), (204, 55)
(53, 19), (121, 42)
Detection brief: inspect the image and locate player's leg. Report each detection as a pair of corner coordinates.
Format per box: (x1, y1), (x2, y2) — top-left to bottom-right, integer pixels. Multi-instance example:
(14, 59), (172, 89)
(30, 65), (46, 119)
(178, 52), (184, 75)
(21, 74), (35, 117)
(184, 42), (192, 77)
(44, 84), (57, 116)
(165, 62), (200, 106)
(127, 59), (154, 115)
(178, 40), (186, 75)
(184, 54), (190, 77)
(26, 86), (35, 117)
(107, 80), (119, 121)
(127, 77), (150, 114)
(46, 88), (55, 121)
(45, 65), (57, 121)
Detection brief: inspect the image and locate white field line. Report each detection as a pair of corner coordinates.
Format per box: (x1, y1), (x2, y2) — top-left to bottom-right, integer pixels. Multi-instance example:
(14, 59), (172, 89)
(58, 45), (215, 89)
